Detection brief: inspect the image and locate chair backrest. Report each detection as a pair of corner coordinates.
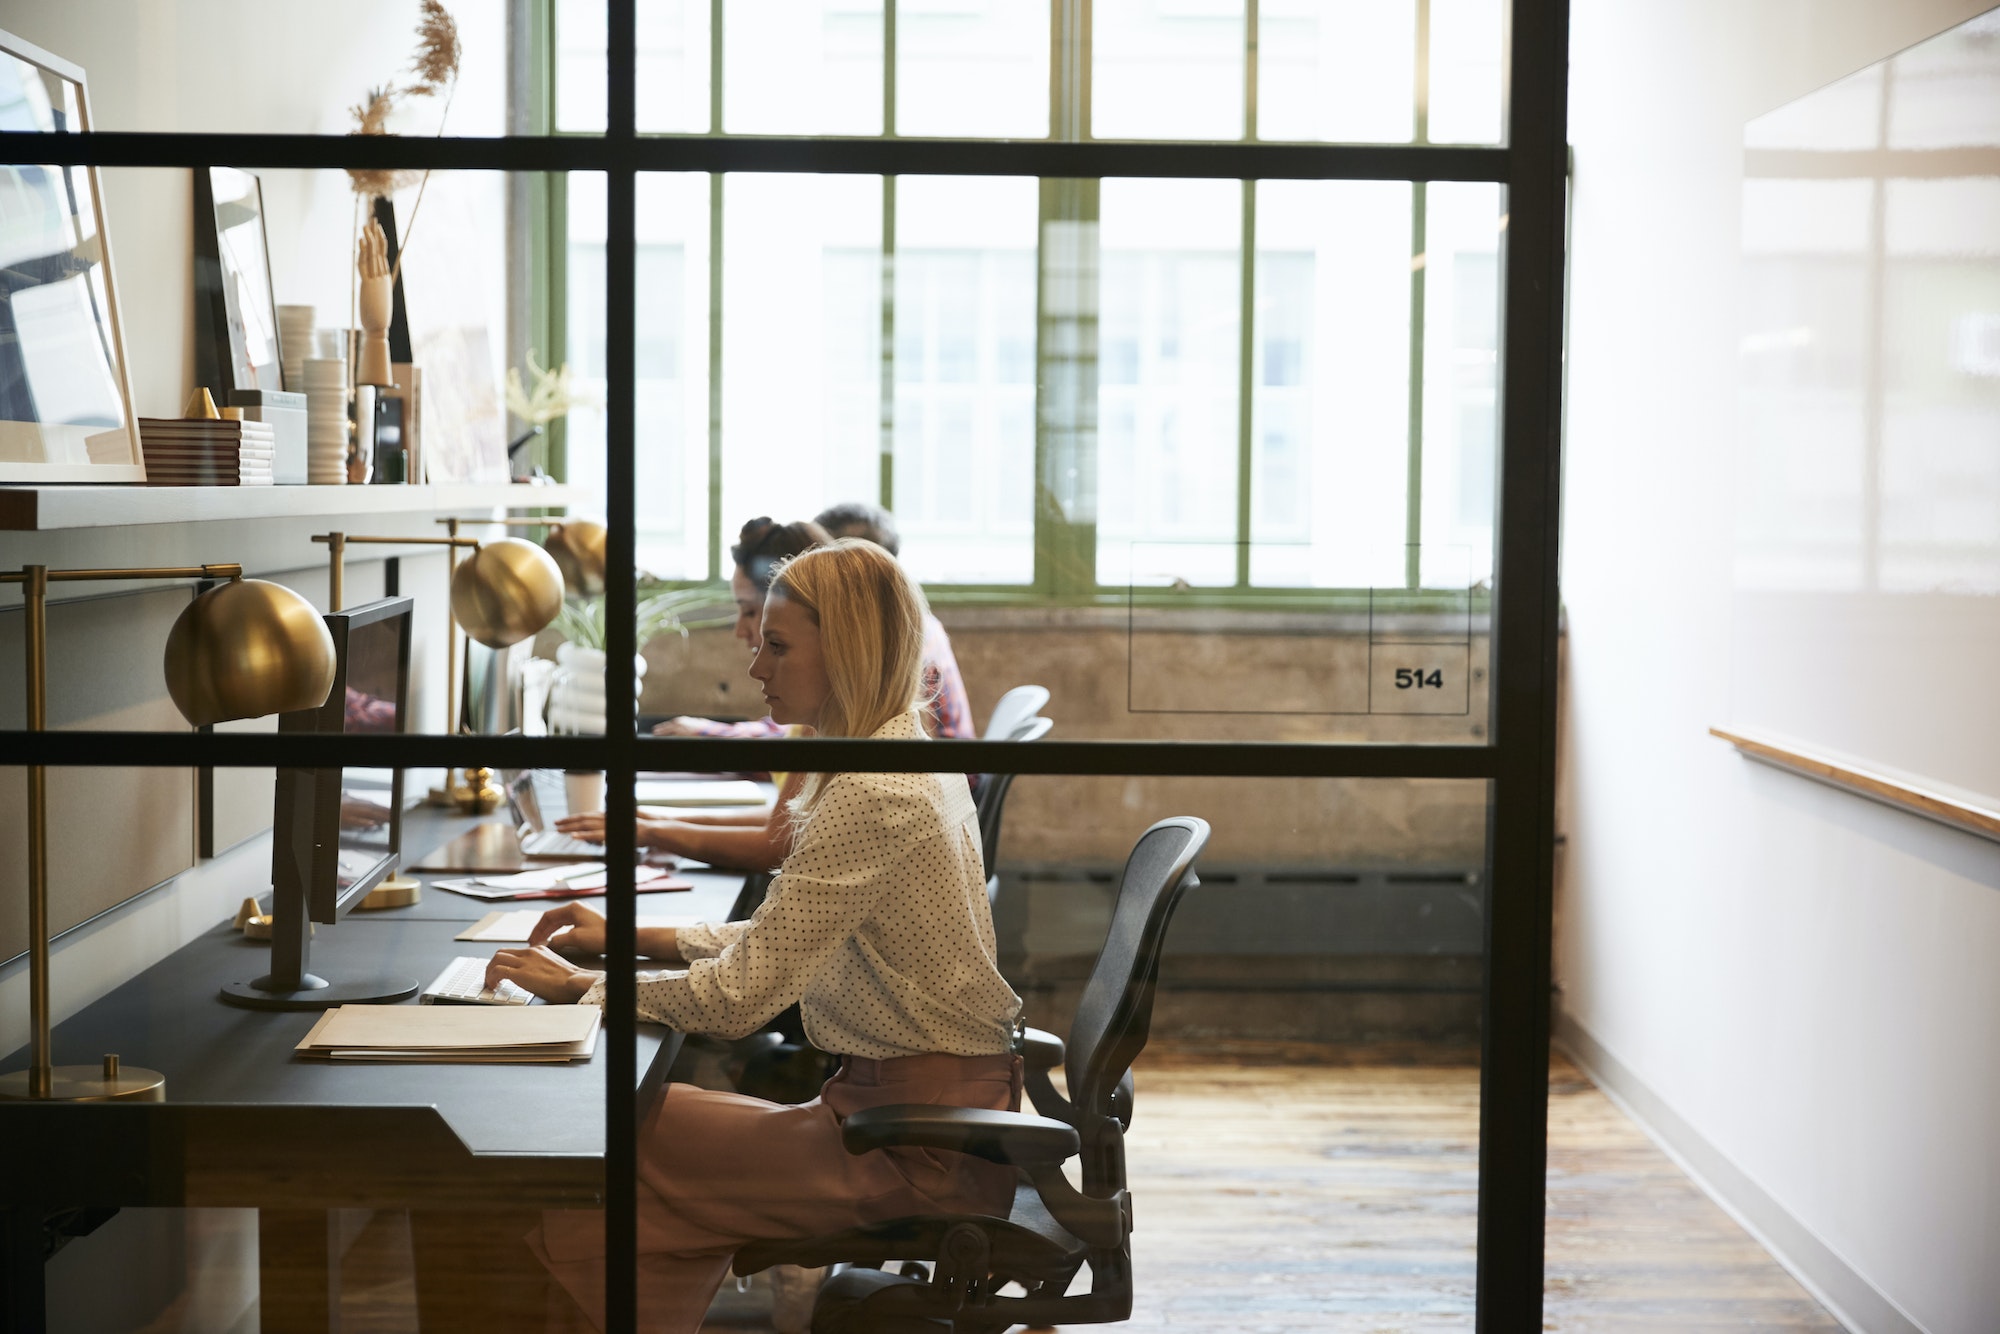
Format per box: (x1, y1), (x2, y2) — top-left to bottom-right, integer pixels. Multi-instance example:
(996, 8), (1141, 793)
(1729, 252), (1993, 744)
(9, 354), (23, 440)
(976, 715), (1053, 877)
(982, 684), (1051, 742)
(726, 870), (774, 922)
(1064, 816), (1209, 1129)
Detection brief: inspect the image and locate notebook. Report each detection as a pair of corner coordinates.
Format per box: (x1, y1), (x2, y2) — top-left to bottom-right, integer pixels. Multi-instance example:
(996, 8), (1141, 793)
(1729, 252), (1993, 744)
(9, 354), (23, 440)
(295, 1003), (601, 1063)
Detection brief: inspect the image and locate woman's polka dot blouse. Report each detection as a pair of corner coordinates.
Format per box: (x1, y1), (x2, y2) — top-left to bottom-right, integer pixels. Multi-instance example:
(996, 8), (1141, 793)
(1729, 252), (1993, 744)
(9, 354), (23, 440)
(578, 710), (1022, 1059)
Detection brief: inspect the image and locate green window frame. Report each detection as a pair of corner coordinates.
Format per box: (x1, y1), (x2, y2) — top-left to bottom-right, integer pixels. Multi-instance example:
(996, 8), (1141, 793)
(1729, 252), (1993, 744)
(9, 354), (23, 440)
(531, 0), (1486, 614)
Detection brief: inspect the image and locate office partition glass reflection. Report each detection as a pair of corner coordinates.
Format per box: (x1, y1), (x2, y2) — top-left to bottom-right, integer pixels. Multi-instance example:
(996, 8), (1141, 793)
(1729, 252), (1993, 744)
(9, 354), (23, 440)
(891, 176), (1040, 584)
(1096, 178), (1244, 589)
(567, 171), (709, 578)
(895, 0), (1050, 138)
(724, 0), (885, 135)
(720, 173), (884, 550)
(1251, 180), (1415, 590)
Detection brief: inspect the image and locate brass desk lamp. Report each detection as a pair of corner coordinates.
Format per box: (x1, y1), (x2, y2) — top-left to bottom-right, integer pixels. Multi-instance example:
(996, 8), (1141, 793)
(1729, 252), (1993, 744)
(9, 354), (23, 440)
(315, 523), (563, 808)
(440, 515), (606, 596)
(0, 565), (335, 1102)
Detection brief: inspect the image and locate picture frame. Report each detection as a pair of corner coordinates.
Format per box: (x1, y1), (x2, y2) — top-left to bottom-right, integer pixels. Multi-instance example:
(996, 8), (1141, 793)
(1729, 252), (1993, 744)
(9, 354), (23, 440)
(192, 166), (284, 400)
(0, 28), (144, 483)
(378, 361), (422, 483)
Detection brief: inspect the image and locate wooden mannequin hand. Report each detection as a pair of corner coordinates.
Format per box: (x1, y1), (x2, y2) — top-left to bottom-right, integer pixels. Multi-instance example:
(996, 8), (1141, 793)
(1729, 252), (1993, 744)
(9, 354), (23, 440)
(357, 217), (393, 386)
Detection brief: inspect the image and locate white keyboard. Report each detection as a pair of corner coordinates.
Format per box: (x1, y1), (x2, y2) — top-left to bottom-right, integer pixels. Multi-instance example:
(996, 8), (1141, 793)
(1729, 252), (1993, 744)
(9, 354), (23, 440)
(420, 955), (535, 1006)
(521, 829), (606, 858)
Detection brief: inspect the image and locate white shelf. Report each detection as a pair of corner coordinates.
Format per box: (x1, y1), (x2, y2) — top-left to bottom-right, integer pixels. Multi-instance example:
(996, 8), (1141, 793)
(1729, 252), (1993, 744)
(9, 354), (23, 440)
(0, 482), (578, 532)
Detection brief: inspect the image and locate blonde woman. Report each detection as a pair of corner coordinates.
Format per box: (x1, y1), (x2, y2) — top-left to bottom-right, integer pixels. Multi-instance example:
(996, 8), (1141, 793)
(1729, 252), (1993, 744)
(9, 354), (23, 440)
(482, 539), (1023, 1333)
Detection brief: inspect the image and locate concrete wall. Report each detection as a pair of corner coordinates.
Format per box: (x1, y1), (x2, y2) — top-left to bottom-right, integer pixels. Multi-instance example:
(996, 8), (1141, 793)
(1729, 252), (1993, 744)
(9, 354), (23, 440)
(646, 606), (1493, 868)
(1561, 2), (2000, 1331)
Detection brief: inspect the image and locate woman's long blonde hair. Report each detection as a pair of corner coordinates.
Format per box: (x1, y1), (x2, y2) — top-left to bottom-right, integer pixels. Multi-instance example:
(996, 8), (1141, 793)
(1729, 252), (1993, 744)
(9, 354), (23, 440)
(768, 537), (931, 817)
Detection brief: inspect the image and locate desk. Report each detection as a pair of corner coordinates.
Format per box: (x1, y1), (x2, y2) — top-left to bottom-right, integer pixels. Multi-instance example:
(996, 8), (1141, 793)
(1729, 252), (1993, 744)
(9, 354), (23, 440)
(0, 807), (753, 1330)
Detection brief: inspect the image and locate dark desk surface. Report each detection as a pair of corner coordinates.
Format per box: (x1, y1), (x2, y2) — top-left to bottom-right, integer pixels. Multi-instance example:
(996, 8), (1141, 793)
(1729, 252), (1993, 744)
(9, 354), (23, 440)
(0, 806), (761, 1212)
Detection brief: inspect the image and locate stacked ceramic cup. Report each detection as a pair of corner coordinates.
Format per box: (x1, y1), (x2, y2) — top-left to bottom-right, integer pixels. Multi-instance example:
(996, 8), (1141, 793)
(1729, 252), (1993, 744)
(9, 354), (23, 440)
(277, 305), (314, 392)
(303, 356), (349, 485)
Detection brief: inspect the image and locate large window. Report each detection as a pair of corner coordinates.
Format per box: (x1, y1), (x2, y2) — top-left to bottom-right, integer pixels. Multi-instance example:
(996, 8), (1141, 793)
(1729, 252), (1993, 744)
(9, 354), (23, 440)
(554, 0), (1504, 596)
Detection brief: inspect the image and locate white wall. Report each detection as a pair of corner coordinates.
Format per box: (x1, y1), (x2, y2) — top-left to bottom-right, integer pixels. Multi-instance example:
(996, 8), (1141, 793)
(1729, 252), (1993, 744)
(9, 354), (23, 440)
(0, 0), (508, 1049)
(1561, 3), (2000, 1331)
(0, 0), (509, 417)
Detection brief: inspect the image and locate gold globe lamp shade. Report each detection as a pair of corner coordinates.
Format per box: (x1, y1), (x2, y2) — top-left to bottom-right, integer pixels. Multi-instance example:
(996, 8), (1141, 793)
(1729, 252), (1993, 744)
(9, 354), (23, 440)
(450, 537), (564, 649)
(164, 578), (338, 727)
(543, 519), (607, 598)
(0, 563), (336, 1105)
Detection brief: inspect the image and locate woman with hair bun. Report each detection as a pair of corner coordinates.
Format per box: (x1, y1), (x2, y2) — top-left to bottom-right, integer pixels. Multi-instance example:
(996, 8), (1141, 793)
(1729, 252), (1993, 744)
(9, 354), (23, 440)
(485, 538), (1023, 1333)
(556, 516), (828, 869)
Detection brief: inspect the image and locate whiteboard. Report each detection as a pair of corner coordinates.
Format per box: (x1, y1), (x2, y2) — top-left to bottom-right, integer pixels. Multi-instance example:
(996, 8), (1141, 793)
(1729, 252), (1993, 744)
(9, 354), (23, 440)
(1732, 9), (2000, 804)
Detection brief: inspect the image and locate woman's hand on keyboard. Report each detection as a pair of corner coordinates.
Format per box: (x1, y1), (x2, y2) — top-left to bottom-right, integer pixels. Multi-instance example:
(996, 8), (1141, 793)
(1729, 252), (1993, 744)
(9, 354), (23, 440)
(557, 809), (685, 853)
(485, 945), (602, 1003)
(529, 903), (607, 956)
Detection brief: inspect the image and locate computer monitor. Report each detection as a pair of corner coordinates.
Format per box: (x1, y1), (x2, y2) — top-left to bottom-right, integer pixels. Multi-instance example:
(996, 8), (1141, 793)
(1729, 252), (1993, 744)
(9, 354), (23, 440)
(221, 596), (421, 1009)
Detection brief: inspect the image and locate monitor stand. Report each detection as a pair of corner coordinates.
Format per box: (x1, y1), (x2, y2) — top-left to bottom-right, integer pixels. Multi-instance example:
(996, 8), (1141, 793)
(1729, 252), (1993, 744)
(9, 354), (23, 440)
(219, 857), (418, 1011)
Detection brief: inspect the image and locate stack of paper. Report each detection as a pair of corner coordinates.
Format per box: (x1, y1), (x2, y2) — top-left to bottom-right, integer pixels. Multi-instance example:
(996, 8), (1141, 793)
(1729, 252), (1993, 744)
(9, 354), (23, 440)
(138, 418), (276, 486)
(296, 1004), (601, 1063)
(432, 863), (690, 901)
(635, 778), (768, 808)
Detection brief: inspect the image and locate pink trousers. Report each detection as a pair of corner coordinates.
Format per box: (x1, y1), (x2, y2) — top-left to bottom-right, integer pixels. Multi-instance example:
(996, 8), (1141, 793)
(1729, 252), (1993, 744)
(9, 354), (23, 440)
(531, 1051), (1024, 1332)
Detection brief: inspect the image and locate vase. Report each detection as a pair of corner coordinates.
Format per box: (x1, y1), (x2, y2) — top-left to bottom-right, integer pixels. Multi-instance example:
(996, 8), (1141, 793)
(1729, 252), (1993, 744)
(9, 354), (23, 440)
(547, 642), (647, 736)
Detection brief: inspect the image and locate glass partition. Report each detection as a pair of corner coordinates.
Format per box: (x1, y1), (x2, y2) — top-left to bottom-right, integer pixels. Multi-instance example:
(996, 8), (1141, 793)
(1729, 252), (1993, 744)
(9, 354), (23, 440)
(0, 0), (1567, 1328)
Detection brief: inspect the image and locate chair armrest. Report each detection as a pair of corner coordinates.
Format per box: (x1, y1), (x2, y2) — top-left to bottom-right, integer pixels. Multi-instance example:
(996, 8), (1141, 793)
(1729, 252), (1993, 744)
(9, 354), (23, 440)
(841, 1105), (1080, 1168)
(1016, 1027), (1074, 1121)
(1018, 1026), (1064, 1070)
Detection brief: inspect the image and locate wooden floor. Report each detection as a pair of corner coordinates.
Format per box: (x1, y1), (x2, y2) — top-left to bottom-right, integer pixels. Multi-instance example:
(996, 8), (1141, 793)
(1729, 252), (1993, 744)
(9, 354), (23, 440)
(214, 1043), (1842, 1331)
(1119, 1042), (1841, 1331)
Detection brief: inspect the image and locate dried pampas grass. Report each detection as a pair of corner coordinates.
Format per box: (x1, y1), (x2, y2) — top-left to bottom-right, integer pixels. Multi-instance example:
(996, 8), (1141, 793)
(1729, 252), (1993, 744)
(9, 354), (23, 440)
(345, 0), (462, 201)
(344, 0), (464, 338)
(346, 86), (419, 199)
(407, 0), (463, 98)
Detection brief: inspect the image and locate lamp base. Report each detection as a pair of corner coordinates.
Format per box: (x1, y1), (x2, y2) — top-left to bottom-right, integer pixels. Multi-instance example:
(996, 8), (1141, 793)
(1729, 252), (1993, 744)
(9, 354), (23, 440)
(454, 767), (504, 814)
(356, 875), (421, 910)
(219, 974), (420, 1011)
(0, 1063), (165, 1102)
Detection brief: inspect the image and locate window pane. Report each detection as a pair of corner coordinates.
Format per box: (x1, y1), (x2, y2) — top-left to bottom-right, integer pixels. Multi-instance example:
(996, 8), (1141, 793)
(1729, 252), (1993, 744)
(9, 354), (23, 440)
(641, 0), (714, 133)
(1426, 0), (1504, 144)
(558, 1), (712, 133)
(721, 174), (882, 544)
(1417, 181), (1504, 587)
(893, 177), (1039, 584)
(724, 0), (884, 135)
(1093, 0), (1246, 142)
(898, 0), (1050, 138)
(1257, 0), (1416, 143)
(1097, 179), (1242, 587)
(1250, 180), (1413, 588)
(566, 172), (711, 578)
(556, 0), (606, 131)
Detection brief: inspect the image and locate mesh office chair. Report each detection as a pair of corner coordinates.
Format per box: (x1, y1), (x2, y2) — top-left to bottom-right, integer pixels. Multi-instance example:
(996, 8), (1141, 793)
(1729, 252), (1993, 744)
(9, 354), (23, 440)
(982, 684), (1049, 742)
(733, 815), (1211, 1334)
(976, 715), (1052, 904)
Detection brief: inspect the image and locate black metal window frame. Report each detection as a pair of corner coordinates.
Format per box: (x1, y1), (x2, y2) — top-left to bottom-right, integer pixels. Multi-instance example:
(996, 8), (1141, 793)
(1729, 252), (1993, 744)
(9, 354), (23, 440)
(538, 0), (1508, 608)
(0, 0), (1565, 1324)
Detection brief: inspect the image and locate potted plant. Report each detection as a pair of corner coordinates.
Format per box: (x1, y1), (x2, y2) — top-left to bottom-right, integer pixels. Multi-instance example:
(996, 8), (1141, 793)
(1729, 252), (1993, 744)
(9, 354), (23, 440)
(546, 587), (728, 735)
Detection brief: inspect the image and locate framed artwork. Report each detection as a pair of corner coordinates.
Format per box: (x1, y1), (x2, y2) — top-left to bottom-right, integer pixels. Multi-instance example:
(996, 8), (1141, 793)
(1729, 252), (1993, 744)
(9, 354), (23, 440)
(0, 29), (144, 483)
(193, 166), (283, 399)
(378, 361), (422, 483)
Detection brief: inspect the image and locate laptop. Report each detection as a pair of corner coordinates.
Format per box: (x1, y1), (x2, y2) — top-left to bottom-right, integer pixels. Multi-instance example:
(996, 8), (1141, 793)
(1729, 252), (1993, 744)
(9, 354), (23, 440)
(501, 769), (612, 860)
